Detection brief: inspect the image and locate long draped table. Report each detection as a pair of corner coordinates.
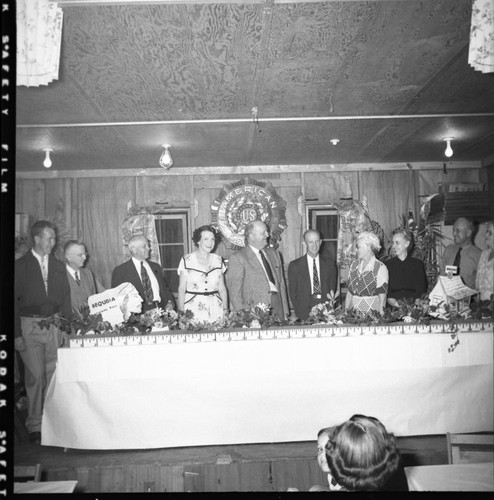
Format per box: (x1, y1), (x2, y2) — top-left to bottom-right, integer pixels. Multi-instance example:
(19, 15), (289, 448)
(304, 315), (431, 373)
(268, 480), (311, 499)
(42, 322), (493, 450)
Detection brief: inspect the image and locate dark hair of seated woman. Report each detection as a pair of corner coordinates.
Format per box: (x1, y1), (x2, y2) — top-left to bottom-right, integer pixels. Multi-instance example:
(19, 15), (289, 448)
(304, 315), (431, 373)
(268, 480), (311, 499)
(324, 414), (404, 491)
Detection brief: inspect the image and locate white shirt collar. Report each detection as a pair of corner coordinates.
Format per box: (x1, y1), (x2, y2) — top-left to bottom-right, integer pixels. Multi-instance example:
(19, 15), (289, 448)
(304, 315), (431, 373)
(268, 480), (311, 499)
(66, 265), (79, 279)
(306, 253), (319, 263)
(132, 256), (147, 270)
(249, 244), (263, 255)
(31, 249), (47, 265)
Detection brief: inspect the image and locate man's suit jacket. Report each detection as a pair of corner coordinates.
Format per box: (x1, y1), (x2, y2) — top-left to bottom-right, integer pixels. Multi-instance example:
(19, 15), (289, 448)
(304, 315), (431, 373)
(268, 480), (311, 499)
(287, 254), (338, 320)
(111, 259), (175, 309)
(15, 251), (72, 337)
(225, 245), (289, 319)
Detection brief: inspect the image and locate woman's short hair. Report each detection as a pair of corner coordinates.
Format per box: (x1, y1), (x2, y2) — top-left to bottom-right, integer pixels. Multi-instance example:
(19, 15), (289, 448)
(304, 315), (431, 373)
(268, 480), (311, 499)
(357, 231), (381, 252)
(192, 225), (218, 246)
(391, 227), (413, 251)
(324, 414), (401, 491)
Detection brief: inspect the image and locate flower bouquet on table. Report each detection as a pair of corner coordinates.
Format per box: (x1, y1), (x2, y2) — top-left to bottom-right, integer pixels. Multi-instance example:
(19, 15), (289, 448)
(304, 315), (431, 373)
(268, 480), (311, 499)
(117, 302), (179, 335)
(37, 304), (113, 336)
(383, 296), (432, 324)
(306, 291), (344, 325)
(225, 303), (283, 329)
(469, 295), (494, 321)
(178, 309), (226, 332)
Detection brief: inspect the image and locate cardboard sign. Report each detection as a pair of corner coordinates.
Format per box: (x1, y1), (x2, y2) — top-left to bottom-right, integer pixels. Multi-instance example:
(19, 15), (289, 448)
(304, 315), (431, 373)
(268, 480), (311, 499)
(88, 282), (143, 325)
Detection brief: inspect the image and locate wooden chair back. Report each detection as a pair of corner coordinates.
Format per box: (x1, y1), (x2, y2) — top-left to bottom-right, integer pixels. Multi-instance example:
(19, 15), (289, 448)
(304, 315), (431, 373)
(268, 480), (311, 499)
(446, 433), (494, 464)
(14, 464), (42, 482)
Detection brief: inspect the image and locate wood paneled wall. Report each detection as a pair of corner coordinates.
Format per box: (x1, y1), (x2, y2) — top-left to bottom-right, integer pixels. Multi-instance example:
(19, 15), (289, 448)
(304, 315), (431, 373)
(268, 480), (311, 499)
(15, 168), (482, 290)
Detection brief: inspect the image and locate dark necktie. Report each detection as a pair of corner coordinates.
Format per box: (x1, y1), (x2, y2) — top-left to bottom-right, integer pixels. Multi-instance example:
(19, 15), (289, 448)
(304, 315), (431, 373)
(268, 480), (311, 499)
(140, 262), (153, 302)
(260, 250), (276, 285)
(312, 258), (321, 294)
(75, 271), (81, 286)
(453, 247), (462, 273)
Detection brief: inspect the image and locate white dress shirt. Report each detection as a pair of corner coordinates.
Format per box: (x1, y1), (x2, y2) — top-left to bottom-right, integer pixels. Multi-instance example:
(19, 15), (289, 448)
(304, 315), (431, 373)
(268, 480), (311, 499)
(32, 249), (48, 290)
(131, 257), (161, 302)
(306, 254), (321, 294)
(249, 245), (278, 293)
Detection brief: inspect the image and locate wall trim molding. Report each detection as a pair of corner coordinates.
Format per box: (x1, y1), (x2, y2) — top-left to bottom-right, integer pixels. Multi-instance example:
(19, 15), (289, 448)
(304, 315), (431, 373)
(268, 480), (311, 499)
(16, 161), (481, 179)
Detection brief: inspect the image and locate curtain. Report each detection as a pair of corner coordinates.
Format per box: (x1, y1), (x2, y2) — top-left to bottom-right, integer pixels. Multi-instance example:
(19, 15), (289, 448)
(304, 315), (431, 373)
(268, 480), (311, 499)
(121, 213), (161, 265)
(469, 0), (494, 73)
(17, 0), (63, 87)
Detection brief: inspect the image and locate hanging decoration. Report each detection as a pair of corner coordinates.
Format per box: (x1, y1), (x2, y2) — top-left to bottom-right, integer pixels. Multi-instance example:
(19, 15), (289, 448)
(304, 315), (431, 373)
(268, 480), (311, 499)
(211, 177), (287, 250)
(17, 0), (63, 87)
(468, 0), (494, 73)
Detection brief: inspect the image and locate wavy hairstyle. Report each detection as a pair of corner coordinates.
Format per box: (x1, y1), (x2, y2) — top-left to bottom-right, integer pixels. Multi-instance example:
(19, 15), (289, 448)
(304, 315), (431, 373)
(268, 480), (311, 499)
(324, 414), (401, 491)
(192, 225), (218, 247)
(357, 231), (381, 253)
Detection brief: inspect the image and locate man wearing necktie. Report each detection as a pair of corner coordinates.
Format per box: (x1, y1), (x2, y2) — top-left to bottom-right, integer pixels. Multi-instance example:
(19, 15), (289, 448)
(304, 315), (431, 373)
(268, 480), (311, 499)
(226, 220), (289, 320)
(111, 234), (175, 312)
(14, 220), (72, 444)
(64, 240), (105, 313)
(440, 217), (481, 289)
(288, 229), (338, 321)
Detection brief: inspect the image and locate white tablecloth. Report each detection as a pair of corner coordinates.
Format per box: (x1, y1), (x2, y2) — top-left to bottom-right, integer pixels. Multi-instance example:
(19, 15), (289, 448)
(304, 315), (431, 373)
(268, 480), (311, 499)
(42, 330), (493, 450)
(405, 462), (494, 491)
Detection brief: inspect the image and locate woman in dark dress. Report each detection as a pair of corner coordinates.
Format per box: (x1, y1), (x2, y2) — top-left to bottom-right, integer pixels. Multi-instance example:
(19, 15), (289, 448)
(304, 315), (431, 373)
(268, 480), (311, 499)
(385, 228), (427, 307)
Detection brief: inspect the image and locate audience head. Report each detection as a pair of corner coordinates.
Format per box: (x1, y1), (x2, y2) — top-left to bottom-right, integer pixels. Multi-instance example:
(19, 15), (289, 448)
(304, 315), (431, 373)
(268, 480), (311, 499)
(245, 220), (269, 250)
(192, 225), (218, 253)
(317, 427), (332, 473)
(324, 414), (401, 491)
(31, 220), (57, 257)
(356, 231), (381, 260)
(390, 228), (413, 259)
(64, 240), (87, 270)
(128, 234), (150, 262)
(453, 217), (475, 248)
(483, 220), (494, 250)
(304, 229), (322, 258)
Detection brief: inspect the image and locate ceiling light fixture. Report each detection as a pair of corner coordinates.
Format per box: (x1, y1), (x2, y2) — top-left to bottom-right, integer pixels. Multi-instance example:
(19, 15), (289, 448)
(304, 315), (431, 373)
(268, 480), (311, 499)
(159, 144), (173, 169)
(43, 148), (53, 168)
(330, 138), (340, 146)
(443, 137), (454, 158)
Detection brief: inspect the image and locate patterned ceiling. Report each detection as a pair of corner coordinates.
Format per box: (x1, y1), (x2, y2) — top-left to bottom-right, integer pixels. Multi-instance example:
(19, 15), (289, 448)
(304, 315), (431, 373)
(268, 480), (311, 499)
(15, 0), (494, 172)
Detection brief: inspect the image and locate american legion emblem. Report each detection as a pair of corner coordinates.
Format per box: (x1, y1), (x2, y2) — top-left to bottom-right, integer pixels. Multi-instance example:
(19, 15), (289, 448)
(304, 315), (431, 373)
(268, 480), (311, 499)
(211, 177), (287, 249)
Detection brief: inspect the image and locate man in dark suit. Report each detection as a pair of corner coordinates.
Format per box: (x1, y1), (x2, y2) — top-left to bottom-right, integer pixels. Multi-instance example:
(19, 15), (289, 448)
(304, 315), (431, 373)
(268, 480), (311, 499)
(111, 234), (175, 312)
(288, 229), (338, 321)
(14, 220), (72, 443)
(226, 220), (289, 320)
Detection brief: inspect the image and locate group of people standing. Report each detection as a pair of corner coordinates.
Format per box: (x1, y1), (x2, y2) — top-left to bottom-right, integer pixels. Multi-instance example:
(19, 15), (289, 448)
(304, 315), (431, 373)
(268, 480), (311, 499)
(13, 216), (493, 444)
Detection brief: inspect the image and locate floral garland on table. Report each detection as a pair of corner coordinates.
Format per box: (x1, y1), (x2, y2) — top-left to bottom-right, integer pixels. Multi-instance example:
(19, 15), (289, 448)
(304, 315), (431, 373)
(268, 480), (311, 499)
(37, 295), (493, 352)
(38, 302), (179, 337)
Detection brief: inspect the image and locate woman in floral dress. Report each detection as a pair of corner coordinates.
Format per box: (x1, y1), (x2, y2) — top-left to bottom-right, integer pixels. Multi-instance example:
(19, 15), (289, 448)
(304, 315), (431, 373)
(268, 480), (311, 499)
(177, 225), (228, 323)
(345, 231), (388, 315)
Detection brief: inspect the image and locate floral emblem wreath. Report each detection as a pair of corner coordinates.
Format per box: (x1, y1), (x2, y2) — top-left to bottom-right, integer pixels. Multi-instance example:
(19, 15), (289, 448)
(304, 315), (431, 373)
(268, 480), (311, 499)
(211, 177), (287, 249)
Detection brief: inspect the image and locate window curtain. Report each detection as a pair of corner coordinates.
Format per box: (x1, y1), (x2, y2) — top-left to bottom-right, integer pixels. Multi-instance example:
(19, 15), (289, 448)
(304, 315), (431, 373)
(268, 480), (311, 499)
(121, 213), (161, 265)
(17, 0), (63, 87)
(334, 199), (373, 285)
(469, 0), (494, 73)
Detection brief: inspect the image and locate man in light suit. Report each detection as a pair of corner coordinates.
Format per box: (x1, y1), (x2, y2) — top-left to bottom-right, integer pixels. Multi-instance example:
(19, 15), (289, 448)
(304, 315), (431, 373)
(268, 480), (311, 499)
(111, 234), (175, 312)
(288, 229), (338, 321)
(226, 220), (289, 320)
(64, 240), (105, 313)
